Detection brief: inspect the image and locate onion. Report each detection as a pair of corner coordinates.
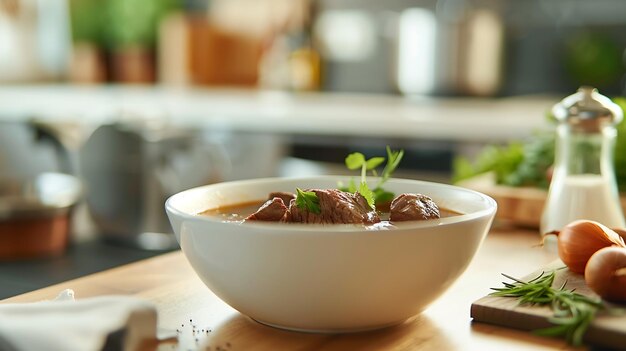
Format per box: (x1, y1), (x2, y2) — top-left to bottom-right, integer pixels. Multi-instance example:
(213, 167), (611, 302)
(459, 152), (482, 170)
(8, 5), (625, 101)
(585, 247), (626, 302)
(612, 228), (626, 242)
(551, 220), (626, 274)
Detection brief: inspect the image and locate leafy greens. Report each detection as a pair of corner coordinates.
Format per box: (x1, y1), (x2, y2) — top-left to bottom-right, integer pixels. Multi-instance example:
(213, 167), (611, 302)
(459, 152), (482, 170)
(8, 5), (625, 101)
(453, 97), (626, 192)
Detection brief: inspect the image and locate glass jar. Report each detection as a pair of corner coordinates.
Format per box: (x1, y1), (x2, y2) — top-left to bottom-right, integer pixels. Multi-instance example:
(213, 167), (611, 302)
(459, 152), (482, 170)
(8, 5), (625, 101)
(540, 86), (625, 234)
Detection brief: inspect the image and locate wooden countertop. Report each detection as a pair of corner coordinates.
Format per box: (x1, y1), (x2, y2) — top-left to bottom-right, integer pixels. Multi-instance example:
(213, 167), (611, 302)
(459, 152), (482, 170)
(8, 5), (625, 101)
(2, 226), (582, 351)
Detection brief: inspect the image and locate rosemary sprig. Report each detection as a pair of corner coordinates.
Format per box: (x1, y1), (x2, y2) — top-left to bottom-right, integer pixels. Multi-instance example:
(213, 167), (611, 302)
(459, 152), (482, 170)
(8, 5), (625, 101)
(490, 271), (603, 346)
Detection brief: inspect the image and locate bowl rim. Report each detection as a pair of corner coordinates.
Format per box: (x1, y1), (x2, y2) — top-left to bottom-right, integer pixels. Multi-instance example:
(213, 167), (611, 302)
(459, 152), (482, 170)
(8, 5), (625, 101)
(165, 176), (497, 233)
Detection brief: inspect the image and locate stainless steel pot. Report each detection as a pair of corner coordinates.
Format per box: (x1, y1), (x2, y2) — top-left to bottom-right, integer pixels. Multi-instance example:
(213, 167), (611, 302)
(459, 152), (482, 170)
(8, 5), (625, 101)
(396, 3), (504, 96)
(79, 121), (218, 250)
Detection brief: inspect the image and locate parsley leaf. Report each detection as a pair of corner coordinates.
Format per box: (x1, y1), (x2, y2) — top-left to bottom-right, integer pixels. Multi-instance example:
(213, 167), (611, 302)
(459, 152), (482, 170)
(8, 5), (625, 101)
(341, 146), (405, 209)
(365, 157), (385, 170)
(345, 153), (366, 170)
(337, 179), (357, 193)
(359, 181), (375, 209)
(379, 146), (404, 186)
(373, 188), (395, 205)
(295, 188), (321, 214)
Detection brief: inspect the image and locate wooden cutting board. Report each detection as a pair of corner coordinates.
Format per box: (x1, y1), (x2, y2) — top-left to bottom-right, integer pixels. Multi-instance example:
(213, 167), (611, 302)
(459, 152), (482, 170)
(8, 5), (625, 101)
(470, 260), (626, 349)
(459, 173), (626, 228)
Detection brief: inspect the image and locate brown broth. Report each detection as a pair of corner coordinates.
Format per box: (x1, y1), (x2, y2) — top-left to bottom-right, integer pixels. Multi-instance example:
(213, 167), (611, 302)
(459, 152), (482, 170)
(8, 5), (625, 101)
(199, 200), (265, 222)
(199, 200), (461, 223)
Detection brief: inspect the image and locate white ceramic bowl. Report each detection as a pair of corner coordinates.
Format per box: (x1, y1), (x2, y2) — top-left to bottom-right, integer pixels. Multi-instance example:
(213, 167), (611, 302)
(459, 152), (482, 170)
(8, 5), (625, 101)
(166, 176), (496, 332)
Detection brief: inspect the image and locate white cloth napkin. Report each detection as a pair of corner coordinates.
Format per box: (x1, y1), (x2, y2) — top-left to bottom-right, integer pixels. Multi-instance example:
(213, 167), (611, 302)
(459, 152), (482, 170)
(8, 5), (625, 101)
(0, 290), (158, 351)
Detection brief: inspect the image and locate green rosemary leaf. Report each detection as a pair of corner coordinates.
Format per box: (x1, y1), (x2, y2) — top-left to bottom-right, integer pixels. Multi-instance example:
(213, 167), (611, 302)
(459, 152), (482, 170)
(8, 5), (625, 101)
(534, 324), (570, 337)
(490, 270), (604, 346)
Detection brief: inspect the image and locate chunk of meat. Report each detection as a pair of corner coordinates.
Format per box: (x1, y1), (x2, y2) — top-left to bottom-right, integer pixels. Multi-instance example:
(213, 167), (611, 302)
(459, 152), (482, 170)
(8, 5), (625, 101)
(268, 191), (295, 205)
(389, 193), (440, 222)
(283, 189), (380, 225)
(245, 197), (288, 222)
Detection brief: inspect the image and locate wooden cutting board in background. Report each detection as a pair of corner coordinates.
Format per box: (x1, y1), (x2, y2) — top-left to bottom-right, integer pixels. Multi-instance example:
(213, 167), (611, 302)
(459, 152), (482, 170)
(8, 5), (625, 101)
(471, 260), (626, 349)
(459, 173), (626, 228)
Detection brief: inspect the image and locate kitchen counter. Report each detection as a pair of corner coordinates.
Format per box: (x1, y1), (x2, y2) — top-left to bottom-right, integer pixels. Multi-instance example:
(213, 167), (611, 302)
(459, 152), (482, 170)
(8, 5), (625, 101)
(0, 239), (170, 300)
(2, 225), (580, 351)
(0, 85), (554, 142)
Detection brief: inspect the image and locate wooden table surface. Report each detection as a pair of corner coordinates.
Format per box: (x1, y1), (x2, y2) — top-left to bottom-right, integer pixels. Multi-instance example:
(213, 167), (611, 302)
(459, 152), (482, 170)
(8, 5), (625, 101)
(2, 225), (583, 351)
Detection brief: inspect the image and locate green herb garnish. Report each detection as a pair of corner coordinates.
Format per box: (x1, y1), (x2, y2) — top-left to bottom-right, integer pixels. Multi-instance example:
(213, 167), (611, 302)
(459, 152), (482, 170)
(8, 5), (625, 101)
(342, 146), (404, 208)
(295, 188), (321, 214)
(490, 270), (603, 346)
(373, 187), (395, 205)
(344, 152), (385, 209)
(342, 178), (357, 193)
(380, 146), (404, 188)
(358, 181), (375, 209)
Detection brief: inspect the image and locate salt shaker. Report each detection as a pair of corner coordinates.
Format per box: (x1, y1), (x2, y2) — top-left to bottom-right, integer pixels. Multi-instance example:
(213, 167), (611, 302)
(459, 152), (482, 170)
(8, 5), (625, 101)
(540, 86), (625, 234)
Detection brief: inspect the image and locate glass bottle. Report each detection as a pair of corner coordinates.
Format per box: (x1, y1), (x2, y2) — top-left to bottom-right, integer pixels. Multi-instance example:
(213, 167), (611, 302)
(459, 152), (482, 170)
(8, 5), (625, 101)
(287, 0), (321, 92)
(540, 86), (625, 234)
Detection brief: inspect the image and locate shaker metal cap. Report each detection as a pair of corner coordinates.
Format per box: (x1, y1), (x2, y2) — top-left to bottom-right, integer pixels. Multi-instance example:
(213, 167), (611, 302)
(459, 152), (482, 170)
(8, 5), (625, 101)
(552, 86), (623, 131)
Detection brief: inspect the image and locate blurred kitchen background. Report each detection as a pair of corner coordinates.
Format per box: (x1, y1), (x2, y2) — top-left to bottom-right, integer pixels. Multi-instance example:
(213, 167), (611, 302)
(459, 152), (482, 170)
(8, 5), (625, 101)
(2, 0), (625, 92)
(1, 0), (625, 297)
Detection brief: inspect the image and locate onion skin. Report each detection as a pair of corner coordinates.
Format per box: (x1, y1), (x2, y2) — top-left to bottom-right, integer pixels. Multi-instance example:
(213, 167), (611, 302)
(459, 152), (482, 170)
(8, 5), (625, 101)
(585, 247), (626, 303)
(612, 228), (626, 242)
(555, 220), (626, 274)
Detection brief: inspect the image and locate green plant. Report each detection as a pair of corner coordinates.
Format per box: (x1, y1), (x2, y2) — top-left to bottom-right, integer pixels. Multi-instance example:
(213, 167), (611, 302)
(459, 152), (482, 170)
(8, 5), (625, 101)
(69, 0), (180, 49)
(453, 97), (626, 192)
(69, 0), (102, 43)
(341, 146), (404, 208)
(104, 0), (179, 49)
(452, 134), (554, 189)
(613, 98), (626, 192)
